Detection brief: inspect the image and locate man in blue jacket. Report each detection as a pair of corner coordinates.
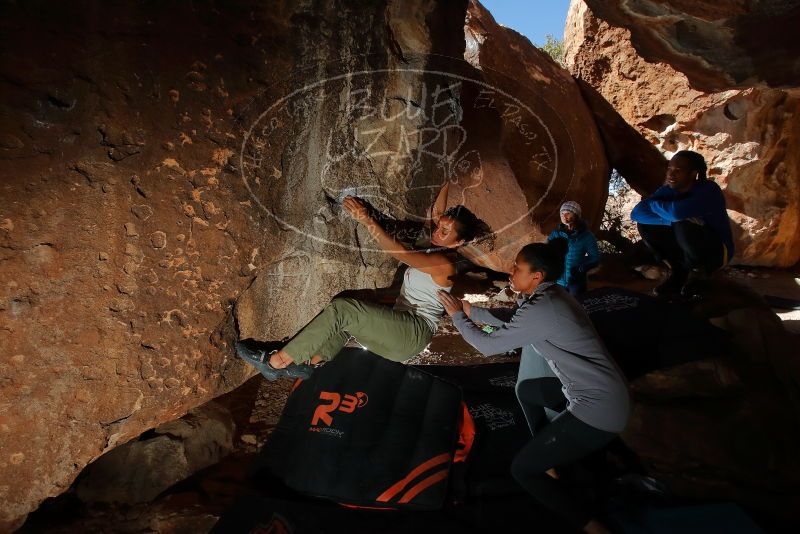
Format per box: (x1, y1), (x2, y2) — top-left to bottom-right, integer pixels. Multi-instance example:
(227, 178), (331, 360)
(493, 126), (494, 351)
(548, 201), (600, 296)
(631, 150), (734, 296)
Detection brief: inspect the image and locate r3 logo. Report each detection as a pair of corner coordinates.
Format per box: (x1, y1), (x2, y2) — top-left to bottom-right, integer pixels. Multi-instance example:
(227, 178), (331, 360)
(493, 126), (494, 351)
(311, 391), (369, 426)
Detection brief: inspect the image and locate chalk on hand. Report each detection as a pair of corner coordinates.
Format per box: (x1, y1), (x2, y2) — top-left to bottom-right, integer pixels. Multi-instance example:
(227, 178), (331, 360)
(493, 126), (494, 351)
(337, 187), (359, 203)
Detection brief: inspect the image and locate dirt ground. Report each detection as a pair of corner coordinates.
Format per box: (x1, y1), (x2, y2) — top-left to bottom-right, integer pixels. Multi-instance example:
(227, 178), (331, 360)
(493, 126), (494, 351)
(721, 266), (800, 334)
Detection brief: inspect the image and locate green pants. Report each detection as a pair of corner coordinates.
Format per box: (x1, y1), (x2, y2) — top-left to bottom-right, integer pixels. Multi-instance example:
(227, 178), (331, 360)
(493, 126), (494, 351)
(282, 297), (433, 363)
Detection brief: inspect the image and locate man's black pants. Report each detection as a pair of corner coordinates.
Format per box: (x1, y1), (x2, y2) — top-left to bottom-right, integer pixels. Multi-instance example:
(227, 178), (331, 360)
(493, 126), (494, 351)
(637, 220), (726, 276)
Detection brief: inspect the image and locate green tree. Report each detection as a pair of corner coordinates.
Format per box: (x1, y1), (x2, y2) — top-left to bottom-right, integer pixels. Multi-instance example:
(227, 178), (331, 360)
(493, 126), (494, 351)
(539, 34), (565, 68)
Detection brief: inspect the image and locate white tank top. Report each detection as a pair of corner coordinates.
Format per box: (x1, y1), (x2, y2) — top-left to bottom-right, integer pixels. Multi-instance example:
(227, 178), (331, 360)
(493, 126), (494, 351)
(393, 267), (452, 332)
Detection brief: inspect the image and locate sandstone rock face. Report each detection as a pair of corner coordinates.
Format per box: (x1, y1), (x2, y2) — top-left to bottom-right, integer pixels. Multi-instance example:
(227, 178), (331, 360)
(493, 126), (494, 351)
(234, 0), (471, 340)
(0, 0), (469, 529)
(578, 0), (800, 92)
(565, 0), (800, 267)
(456, 0), (609, 271)
(572, 79), (667, 196)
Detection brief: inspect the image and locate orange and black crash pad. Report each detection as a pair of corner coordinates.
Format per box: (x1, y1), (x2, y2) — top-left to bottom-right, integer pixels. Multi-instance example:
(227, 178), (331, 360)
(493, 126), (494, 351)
(419, 362), (531, 498)
(250, 348), (464, 510)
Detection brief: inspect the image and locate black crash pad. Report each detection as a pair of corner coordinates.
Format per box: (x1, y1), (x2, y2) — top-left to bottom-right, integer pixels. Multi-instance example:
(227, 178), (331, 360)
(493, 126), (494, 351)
(419, 362), (530, 498)
(252, 348), (463, 510)
(578, 287), (732, 380)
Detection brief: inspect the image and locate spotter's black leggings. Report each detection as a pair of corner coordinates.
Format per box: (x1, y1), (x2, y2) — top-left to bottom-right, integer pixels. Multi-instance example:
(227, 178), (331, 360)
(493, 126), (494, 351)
(512, 379), (616, 530)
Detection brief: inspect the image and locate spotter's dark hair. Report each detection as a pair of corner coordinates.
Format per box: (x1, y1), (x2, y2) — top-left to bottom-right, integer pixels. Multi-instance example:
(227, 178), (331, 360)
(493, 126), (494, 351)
(518, 238), (568, 282)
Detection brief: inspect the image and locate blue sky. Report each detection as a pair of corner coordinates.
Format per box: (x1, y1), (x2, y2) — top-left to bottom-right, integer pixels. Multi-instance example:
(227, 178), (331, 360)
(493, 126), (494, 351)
(479, 0), (572, 46)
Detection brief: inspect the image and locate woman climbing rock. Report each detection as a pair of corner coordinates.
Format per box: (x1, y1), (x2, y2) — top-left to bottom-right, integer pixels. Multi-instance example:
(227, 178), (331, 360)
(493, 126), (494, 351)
(237, 193), (490, 380)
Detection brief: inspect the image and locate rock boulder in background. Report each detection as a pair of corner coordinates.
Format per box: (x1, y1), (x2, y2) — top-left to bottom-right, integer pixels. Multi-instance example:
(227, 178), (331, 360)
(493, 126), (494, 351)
(565, 0), (800, 266)
(455, 0), (609, 271)
(577, 0), (800, 92)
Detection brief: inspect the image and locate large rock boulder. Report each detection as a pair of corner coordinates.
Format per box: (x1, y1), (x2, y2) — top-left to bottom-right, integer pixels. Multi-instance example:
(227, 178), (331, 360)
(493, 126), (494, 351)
(0, 1), (620, 526)
(0, 0), (469, 529)
(565, 0), (800, 267)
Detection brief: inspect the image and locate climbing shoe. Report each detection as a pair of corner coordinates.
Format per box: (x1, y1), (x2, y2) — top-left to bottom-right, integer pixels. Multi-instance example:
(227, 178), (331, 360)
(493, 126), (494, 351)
(235, 340), (313, 381)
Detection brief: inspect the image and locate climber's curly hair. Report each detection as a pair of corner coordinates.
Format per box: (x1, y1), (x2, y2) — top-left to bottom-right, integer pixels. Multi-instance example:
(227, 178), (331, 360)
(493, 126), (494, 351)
(443, 205), (493, 247)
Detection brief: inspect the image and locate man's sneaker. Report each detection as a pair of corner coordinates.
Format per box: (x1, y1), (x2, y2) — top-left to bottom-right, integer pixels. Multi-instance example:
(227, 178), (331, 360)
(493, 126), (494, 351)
(653, 271), (687, 297)
(681, 268), (711, 297)
(235, 341), (313, 381)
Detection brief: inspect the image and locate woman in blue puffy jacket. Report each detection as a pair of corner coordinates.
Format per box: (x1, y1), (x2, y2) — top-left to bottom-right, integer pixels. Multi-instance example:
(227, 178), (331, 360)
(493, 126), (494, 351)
(547, 201), (600, 296)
